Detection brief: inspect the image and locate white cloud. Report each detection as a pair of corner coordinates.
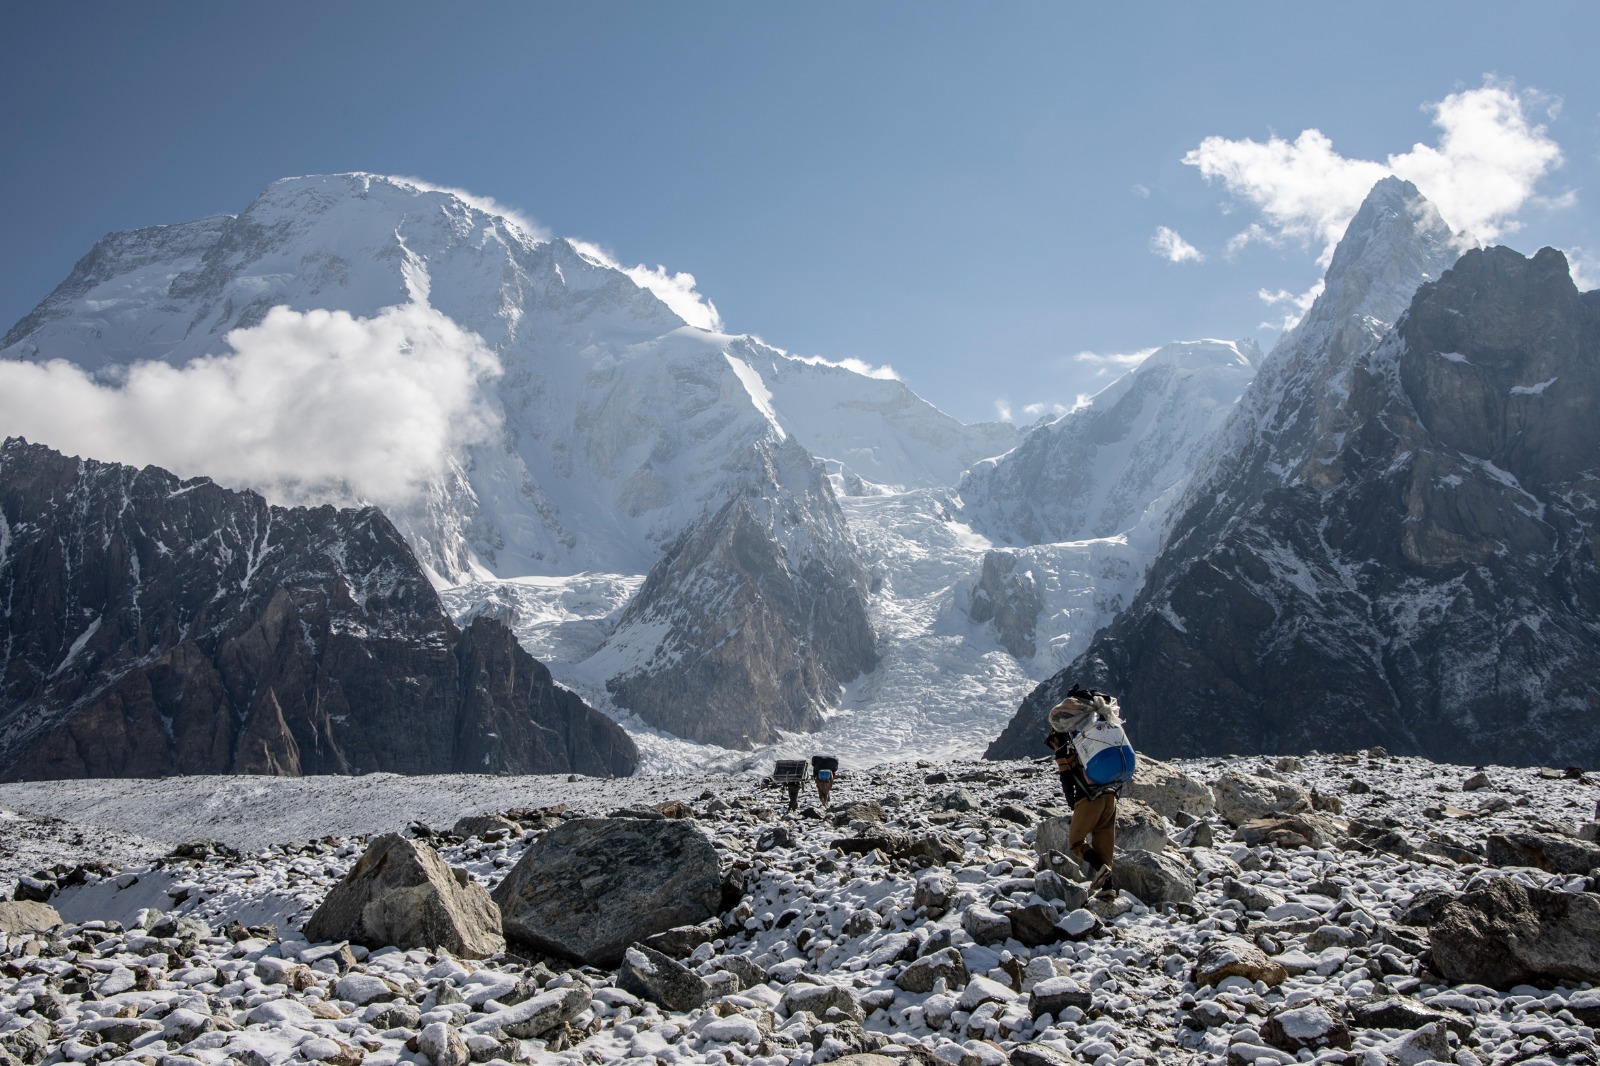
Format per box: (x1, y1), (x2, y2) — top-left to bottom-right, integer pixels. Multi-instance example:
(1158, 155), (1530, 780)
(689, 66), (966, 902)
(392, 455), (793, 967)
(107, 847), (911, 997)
(993, 399), (1013, 422)
(562, 238), (724, 332)
(1184, 80), (1566, 265)
(1257, 280), (1325, 332)
(1132, 184), (1151, 199)
(1563, 246), (1600, 291)
(386, 175), (550, 242)
(0, 304), (502, 511)
(1074, 348), (1157, 369)
(622, 264), (724, 332)
(992, 399), (1073, 424)
(793, 354), (900, 381)
(1151, 226), (1205, 263)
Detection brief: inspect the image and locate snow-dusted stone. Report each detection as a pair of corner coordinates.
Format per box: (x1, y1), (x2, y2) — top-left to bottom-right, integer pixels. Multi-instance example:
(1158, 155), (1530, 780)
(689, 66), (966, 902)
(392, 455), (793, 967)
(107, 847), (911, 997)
(366, 1000), (422, 1031)
(1115, 799), (1170, 853)
(1122, 756), (1215, 820)
(1033, 816), (1074, 865)
(708, 953), (768, 992)
(0, 1019), (51, 1064)
(1234, 812), (1339, 850)
(1429, 877), (1600, 988)
(465, 985), (593, 1039)
(781, 981), (865, 1025)
(1028, 975), (1092, 1019)
(160, 1007), (217, 1045)
(1370, 1021), (1453, 1066)
(334, 972), (397, 1005)
(956, 975), (1017, 1011)
(1059, 908), (1100, 940)
(1110, 849), (1194, 905)
(961, 904), (1013, 945)
(451, 814), (518, 840)
(617, 942), (709, 1013)
(1260, 1002), (1351, 1052)
(1032, 869), (1089, 910)
(642, 917), (721, 958)
(417, 1021), (469, 1066)
(1485, 831), (1600, 874)
(302, 833), (504, 959)
(1462, 772), (1491, 790)
(1348, 994), (1472, 1039)
(82, 1016), (163, 1046)
(1213, 772), (1311, 827)
(1194, 937), (1289, 988)
(0, 901), (62, 934)
(492, 817), (720, 967)
(896, 947), (969, 993)
(914, 871), (956, 916)
(1008, 904), (1067, 947)
(1223, 877), (1287, 914)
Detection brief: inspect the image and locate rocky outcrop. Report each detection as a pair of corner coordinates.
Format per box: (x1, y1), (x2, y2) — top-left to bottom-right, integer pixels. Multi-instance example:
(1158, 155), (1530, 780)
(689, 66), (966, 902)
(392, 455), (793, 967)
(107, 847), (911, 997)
(966, 551), (1043, 659)
(1429, 878), (1600, 988)
(491, 817), (722, 967)
(303, 834), (504, 959)
(601, 438), (877, 748)
(990, 179), (1600, 768)
(0, 440), (637, 779)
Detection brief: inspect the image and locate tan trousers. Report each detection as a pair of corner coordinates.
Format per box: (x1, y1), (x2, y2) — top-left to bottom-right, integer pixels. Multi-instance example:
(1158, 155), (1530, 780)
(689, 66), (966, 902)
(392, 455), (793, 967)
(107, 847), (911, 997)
(1069, 793), (1117, 870)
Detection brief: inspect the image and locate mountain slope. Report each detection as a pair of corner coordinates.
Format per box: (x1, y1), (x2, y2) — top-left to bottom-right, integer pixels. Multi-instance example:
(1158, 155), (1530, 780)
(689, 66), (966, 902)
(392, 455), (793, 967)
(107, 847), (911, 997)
(0, 439), (638, 780)
(990, 182), (1600, 767)
(959, 339), (1260, 546)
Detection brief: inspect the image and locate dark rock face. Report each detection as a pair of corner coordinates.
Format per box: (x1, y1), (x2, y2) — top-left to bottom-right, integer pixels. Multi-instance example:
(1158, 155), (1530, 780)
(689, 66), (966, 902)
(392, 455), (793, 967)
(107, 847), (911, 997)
(602, 438), (878, 748)
(490, 817), (721, 968)
(966, 551), (1042, 659)
(989, 179), (1600, 768)
(1429, 878), (1600, 988)
(0, 439), (637, 780)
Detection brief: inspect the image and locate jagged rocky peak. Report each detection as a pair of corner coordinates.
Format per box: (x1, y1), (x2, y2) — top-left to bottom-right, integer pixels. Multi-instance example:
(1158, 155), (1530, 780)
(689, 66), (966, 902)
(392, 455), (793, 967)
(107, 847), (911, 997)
(966, 551), (1044, 659)
(0, 438), (637, 780)
(959, 337), (1259, 547)
(990, 236), (1600, 768)
(597, 436), (878, 748)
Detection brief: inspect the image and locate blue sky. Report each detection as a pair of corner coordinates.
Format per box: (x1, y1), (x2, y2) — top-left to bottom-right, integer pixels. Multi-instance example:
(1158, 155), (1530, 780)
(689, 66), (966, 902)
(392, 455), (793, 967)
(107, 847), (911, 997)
(3, 2), (1597, 425)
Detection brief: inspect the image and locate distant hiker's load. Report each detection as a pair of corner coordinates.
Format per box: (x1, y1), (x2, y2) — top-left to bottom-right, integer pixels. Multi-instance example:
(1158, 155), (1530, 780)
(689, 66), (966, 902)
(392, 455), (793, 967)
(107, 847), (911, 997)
(1049, 686), (1136, 794)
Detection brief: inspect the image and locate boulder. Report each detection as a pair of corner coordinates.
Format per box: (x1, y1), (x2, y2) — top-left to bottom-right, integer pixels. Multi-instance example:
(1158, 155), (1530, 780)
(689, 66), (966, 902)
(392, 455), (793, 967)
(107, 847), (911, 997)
(1234, 813), (1340, 850)
(1122, 756), (1215, 820)
(781, 981), (865, 1025)
(1032, 869), (1089, 910)
(1010, 1046), (1077, 1066)
(462, 985), (592, 1040)
(0, 900), (62, 934)
(450, 814), (519, 840)
(302, 834), (504, 959)
(1115, 799), (1171, 853)
(1260, 1002), (1351, 1052)
(642, 918), (722, 959)
(1194, 937), (1289, 988)
(1347, 994), (1472, 1039)
(1485, 831), (1600, 875)
(1033, 816), (1074, 864)
(895, 947), (969, 994)
(1111, 849), (1195, 905)
(1214, 772), (1311, 827)
(1028, 975), (1092, 1019)
(416, 1021), (468, 1066)
(1429, 878), (1600, 988)
(617, 943), (709, 1012)
(961, 904), (1013, 945)
(491, 817), (720, 967)
(1008, 904), (1067, 948)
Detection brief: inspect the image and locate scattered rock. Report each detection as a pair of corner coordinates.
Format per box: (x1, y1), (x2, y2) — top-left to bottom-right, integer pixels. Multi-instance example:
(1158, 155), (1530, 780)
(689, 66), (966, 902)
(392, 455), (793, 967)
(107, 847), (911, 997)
(1429, 877), (1600, 987)
(1194, 937), (1289, 987)
(1261, 1001), (1352, 1052)
(896, 947), (969, 993)
(417, 1021), (468, 1066)
(617, 943), (709, 1012)
(781, 981), (865, 1025)
(1114, 799), (1170, 853)
(0, 901), (62, 934)
(1110, 849), (1195, 905)
(961, 904), (1013, 945)
(1485, 831), (1600, 874)
(1214, 772), (1311, 827)
(492, 817), (721, 967)
(302, 833), (504, 959)
(1348, 994), (1472, 1039)
(1028, 975), (1091, 1019)
(1122, 756), (1216, 820)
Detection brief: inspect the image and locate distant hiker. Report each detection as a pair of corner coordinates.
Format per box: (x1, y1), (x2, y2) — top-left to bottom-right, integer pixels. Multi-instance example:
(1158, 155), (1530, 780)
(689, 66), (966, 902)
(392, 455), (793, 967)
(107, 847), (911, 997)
(1046, 685), (1137, 893)
(812, 755), (840, 807)
(772, 759), (808, 812)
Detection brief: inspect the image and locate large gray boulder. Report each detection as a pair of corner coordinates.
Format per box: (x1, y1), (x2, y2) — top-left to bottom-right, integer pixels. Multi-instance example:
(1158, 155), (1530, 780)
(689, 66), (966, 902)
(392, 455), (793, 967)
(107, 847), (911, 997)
(1213, 772), (1311, 827)
(1485, 832), (1600, 875)
(1121, 756), (1215, 820)
(1429, 878), (1600, 988)
(0, 900), (62, 934)
(302, 834), (504, 959)
(1115, 800), (1171, 853)
(491, 817), (720, 967)
(617, 943), (709, 1012)
(1110, 849), (1195, 905)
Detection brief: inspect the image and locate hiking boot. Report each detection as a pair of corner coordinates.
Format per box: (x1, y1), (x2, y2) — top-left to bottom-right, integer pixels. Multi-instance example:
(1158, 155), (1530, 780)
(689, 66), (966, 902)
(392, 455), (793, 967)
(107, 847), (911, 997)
(1088, 865), (1113, 894)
